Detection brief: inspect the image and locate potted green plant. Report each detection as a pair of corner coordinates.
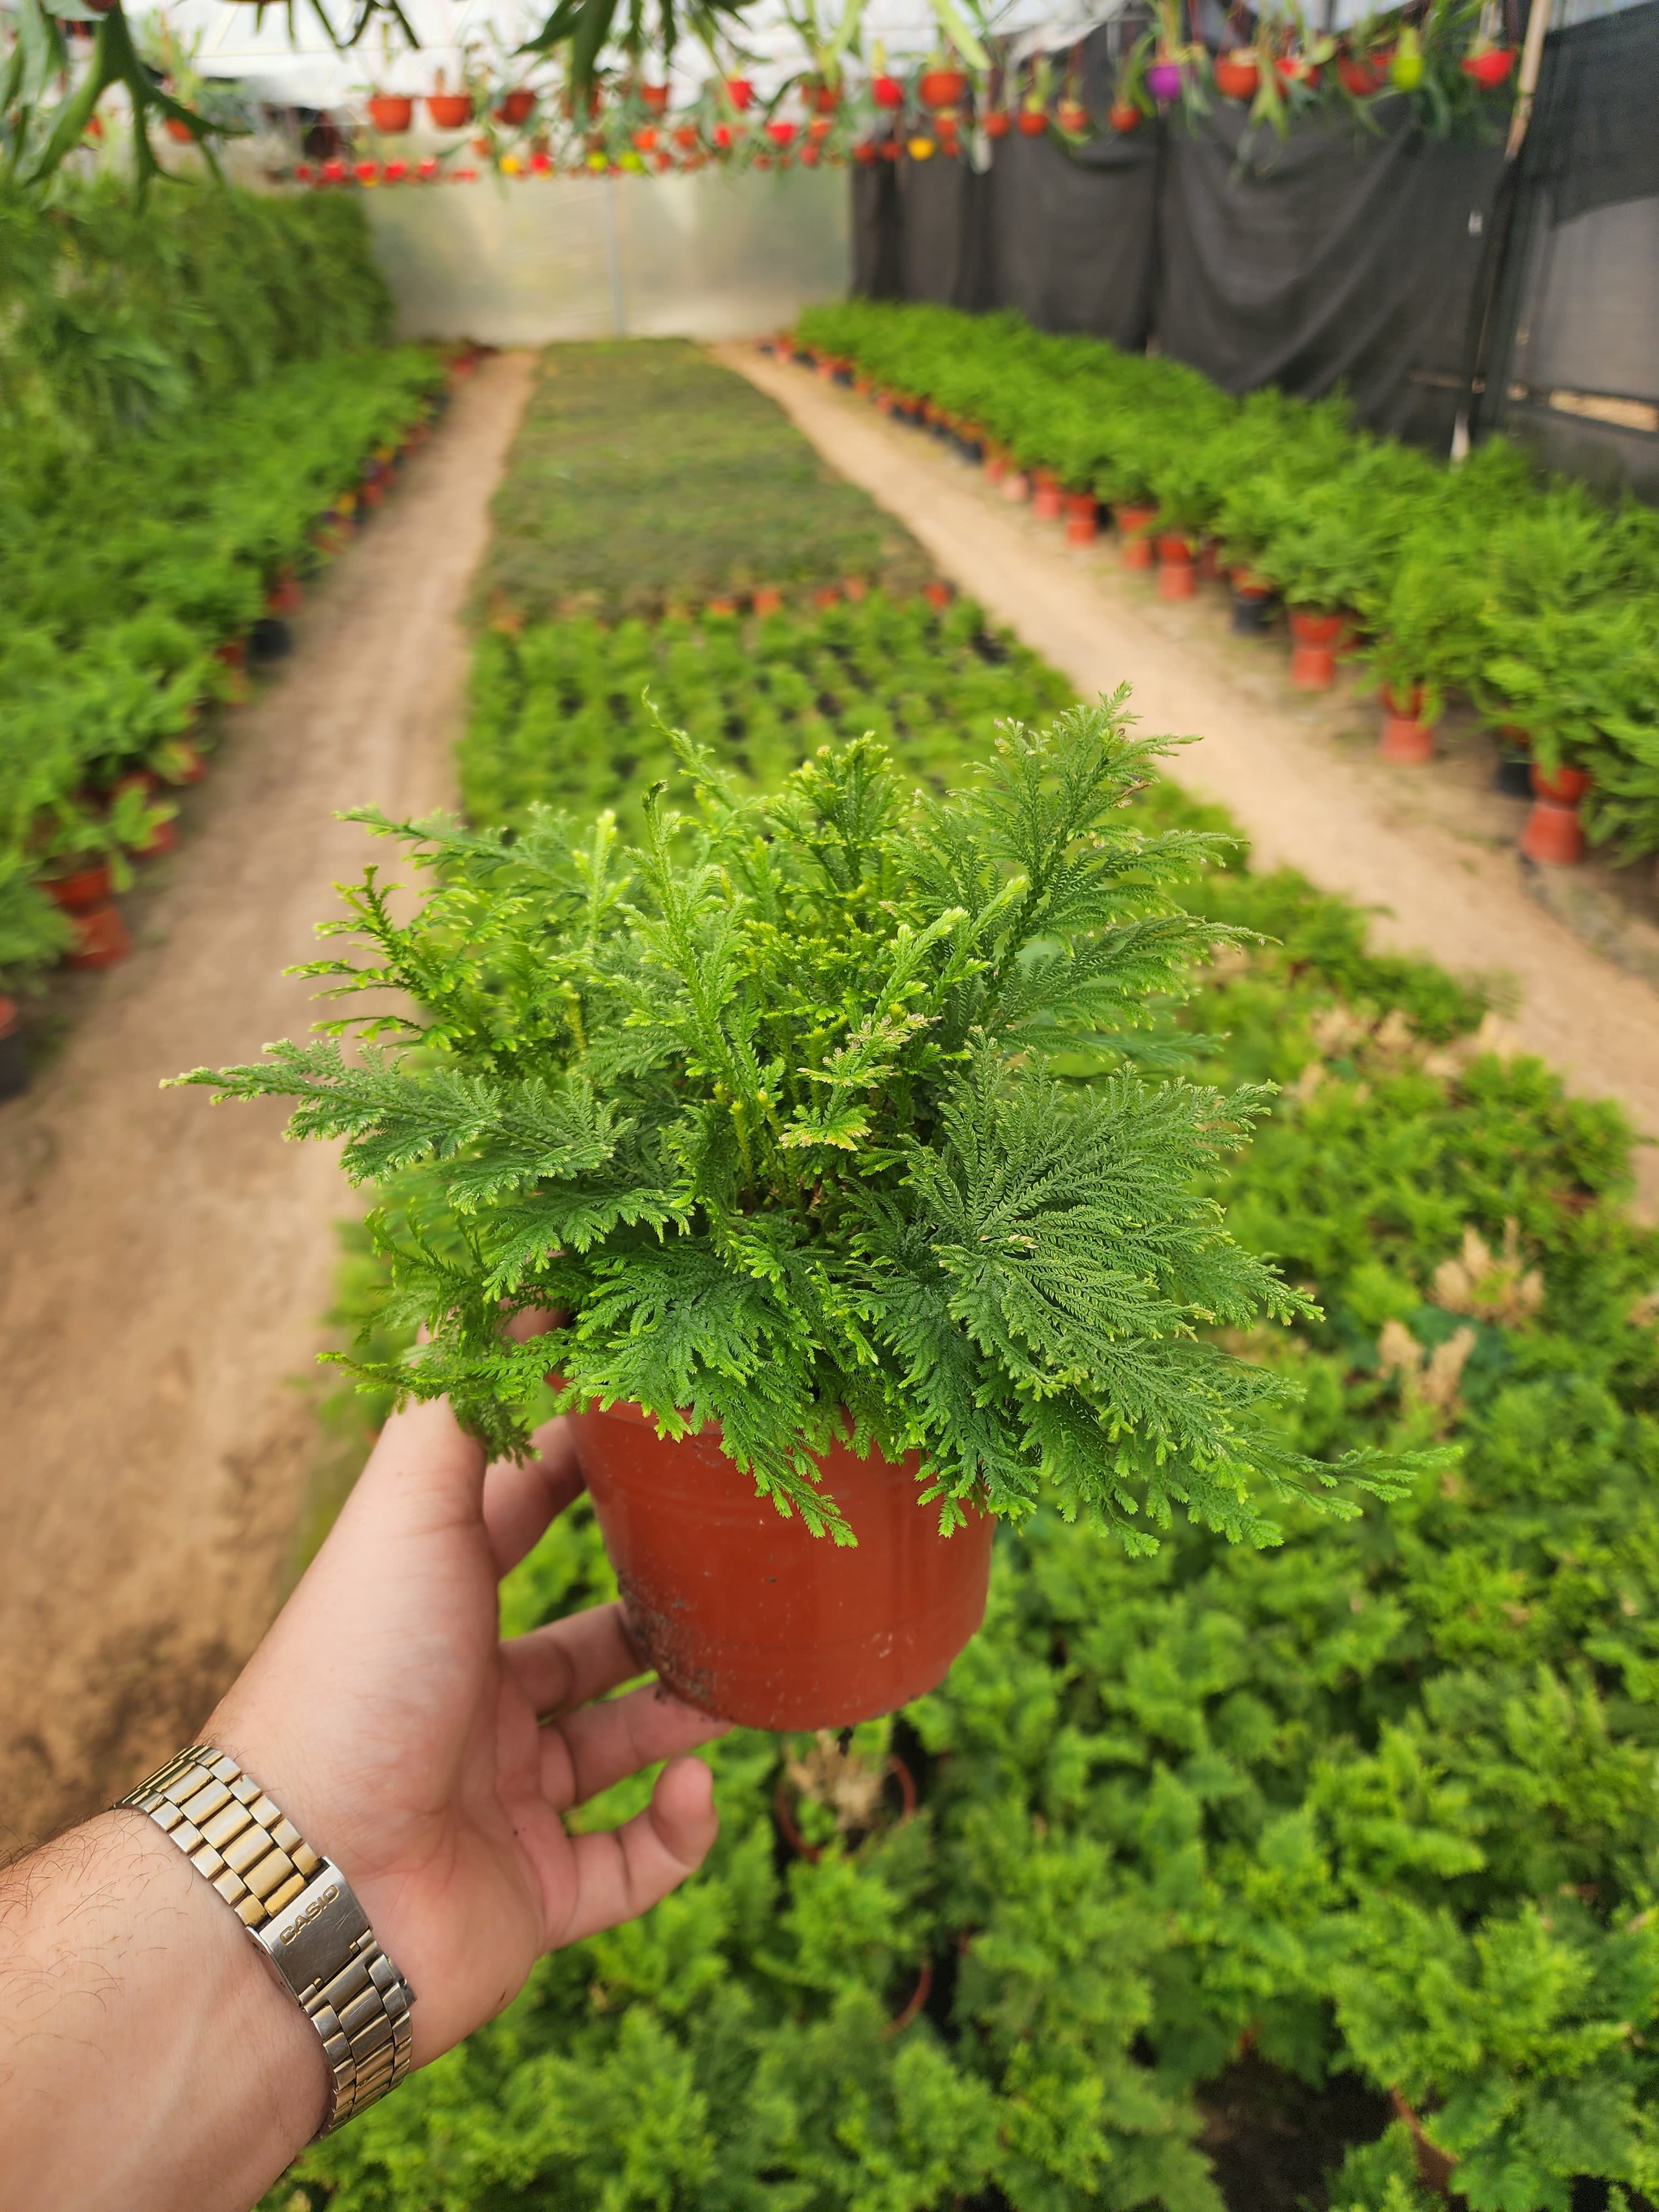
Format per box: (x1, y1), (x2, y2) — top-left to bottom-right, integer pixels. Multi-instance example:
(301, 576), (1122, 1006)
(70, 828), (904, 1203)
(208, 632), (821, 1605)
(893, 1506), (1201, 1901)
(179, 706), (1411, 1728)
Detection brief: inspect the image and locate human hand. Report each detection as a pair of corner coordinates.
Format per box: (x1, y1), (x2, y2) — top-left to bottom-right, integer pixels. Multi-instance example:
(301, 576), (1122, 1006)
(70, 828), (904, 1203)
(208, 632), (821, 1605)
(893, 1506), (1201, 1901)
(207, 1395), (729, 2073)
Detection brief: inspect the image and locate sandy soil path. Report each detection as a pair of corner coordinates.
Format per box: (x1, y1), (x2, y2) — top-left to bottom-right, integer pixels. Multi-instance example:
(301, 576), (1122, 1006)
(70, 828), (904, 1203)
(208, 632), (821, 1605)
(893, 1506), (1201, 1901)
(0, 352), (533, 1856)
(723, 345), (1659, 1214)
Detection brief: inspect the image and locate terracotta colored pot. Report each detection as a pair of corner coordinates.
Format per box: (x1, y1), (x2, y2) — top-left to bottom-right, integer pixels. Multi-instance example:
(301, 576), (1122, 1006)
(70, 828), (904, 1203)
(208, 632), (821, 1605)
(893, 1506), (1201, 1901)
(705, 596), (739, 618)
(1117, 504), (1157, 570)
(1463, 46), (1516, 87)
(1338, 54), (1388, 94)
(1033, 473), (1063, 522)
(494, 88), (535, 126)
(1157, 536), (1196, 598)
(985, 450), (1008, 484)
(1380, 687), (1434, 765)
(984, 110), (1012, 138)
(565, 1403), (995, 1728)
(67, 902), (130, 971)
(919, 68), (967, 108)
(1065, 492), (1098, 544)
(843, 576), (869, 601)
(725, 77), (754, 109)
(872, 74), (904, 109)
(368, 95), (413, 132)
(752, 587), (784, 615)
(1288, 608), (1344, 690)
(1108, 99), (1141, 132)
(923, 581), (952, 610)
(45, 860), (112, 914)
(135, 816), (179, 862)
(1016, 107), (1048, 136)
(1001, 469), (1031, 503)
(1197, 539), (1223, 582)
(641, 83), (670, 112)
(1531, 761), (1589, 805)
(1520, 799), (1584, 865)
(812, 583), (841, 610)
(1055, 98), (1088, 132)
(427, 92), (472, 128)
(1214, 53), (1260, 99)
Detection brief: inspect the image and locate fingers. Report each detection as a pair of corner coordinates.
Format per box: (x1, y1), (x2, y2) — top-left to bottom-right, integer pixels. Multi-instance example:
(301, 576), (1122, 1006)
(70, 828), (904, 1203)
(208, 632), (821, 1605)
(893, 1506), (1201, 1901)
(482, 1416), (585, 1577)
(501, 1600), (646, 1718)
(539, 1678), (729, 1812)
(551, 1756), (721, 1949)
(332, 1393), (487, 1551)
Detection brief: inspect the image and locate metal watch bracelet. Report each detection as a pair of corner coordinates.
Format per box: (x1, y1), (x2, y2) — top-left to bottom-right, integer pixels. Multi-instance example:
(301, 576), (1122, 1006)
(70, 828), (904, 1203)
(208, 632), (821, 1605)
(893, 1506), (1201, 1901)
(116, 1745), (415, 2138)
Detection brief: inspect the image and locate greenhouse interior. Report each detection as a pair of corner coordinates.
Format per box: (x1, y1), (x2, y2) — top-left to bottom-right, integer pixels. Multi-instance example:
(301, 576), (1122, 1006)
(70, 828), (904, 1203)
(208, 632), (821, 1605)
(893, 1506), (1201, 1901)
(2, 0), (1659, 2205)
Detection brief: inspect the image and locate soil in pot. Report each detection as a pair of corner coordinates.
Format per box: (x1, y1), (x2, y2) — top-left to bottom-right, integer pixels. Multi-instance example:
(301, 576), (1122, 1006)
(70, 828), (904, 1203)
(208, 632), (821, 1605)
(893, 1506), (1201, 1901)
(774, 1731), (918, 1862)
(1380, 687), (1435, 765)
(564, 1403), (996, 1730)
(1156, 535), (1196, 599)
(1117, 504), (1157, 570)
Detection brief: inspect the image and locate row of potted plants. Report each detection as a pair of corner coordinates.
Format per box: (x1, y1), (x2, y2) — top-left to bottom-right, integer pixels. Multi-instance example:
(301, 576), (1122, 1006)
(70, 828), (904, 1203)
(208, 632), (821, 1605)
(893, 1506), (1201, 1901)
(0, 345), (450, 1034)
(249, 337), (1659, 2212)
(790, 302), (1659, 876)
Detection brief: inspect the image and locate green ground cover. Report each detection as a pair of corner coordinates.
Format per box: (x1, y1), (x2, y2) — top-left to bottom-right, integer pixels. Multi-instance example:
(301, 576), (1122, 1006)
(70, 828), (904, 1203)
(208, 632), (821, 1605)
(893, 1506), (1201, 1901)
(0, 186), (443, 1000)
(273, 344), (1659, 2212)
(795, 302), (1659, 862)
(473, 340), (933, 624)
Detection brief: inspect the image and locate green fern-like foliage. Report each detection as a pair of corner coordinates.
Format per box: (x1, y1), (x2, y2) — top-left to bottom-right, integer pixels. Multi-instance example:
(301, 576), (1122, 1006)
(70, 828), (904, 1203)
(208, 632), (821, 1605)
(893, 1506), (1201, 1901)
(179, 696), (1415, 1549)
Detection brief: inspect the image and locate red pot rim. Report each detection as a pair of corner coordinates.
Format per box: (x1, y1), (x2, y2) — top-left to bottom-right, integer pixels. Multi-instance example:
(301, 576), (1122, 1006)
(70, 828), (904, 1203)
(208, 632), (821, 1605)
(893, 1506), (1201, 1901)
(1288, 608), (1344, 643)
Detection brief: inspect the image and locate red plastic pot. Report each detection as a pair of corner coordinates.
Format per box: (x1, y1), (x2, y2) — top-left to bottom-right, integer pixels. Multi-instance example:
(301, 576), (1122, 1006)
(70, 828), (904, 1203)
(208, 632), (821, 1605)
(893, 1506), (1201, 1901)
(872, 74), (905, 110)
(1275, 55), (1321, 89)
(920, 67), (967, 108)
(1032, 470), (1063, 521)
(1531, 761), (1589, 805)
(641, 82), (670, 112)
(1117, 504), (1157, 568)
(1338, 54), (1388, 95)
(494, 88), (535, 126)
(1108, 98), (1141, 132)
(1000, 468), (1031, 502)
(1213, 53), (1260, 99)
(426, 92), (472, 128)
(843, 575), (869, 601)
(1065, 491), (1098, 543)
(984, 109), (1012, 138)
(44, 860), (112, 914)
(566, 1402), (995, 1728)
(924, 581), (952, 611)
(752, 587), (784, 615)
(1197, 539), (1223, 582)
(767, 118), (798, 147)
(368, 94), (413, 132)
(1520, 799), (1584, 865)
(725, 76), (755, 109)
(1380, 686), (1434, 764)
(1016, 106), (1048, 135)
(1156, 534), (1196, 598)
(67, 902), (129, 971)
(1288, 607), (1344, 689)
(1463, 46), (1517, 87)
(1055, 97), (1088, 132)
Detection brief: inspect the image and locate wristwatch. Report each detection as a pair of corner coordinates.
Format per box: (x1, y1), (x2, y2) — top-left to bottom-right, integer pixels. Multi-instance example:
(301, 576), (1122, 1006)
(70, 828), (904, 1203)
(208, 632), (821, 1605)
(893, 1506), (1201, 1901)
(116, 1745), (415, 2138)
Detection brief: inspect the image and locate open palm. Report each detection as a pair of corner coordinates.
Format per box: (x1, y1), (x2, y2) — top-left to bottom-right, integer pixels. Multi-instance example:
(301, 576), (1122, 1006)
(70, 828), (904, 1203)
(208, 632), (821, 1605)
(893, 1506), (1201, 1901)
(208, 1394), (727, 2065)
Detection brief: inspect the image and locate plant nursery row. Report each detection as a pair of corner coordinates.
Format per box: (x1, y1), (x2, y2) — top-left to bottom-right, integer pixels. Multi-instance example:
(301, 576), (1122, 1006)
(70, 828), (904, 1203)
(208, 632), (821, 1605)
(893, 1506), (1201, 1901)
(252, 343), (1659, 2212)
(0, 184), (450, 1076)
(792, 302), (1659, 873)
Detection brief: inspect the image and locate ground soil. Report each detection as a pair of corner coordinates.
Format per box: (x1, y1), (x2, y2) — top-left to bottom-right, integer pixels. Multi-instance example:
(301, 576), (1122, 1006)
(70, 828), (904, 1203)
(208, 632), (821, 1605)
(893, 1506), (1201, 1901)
(726, 345), (1659, 1218)
(0, 352), (533, 1857)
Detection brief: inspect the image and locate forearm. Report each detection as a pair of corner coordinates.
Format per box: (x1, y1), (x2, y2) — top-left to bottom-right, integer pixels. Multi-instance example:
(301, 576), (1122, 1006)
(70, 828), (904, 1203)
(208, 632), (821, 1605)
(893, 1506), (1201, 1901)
(0, 1812), (323, 2212)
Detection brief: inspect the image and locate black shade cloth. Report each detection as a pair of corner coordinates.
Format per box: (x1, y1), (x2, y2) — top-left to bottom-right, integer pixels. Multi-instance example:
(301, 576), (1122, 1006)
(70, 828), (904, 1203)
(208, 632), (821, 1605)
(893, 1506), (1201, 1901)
(1521, 0), (1659, 225)
(1157, 106), (1503, 440)
(850, 160), (904, 301)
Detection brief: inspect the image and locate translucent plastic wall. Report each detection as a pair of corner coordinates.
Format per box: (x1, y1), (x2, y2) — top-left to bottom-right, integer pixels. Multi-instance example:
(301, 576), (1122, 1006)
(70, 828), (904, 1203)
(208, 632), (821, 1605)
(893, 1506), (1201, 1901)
(366, 165), (850, 345)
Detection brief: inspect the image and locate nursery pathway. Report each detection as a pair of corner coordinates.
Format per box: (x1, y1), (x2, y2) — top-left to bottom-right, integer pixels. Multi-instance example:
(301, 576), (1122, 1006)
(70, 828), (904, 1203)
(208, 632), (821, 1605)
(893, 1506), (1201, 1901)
(727, 343), (1659, 1215)
(0, 351), (534, 1855)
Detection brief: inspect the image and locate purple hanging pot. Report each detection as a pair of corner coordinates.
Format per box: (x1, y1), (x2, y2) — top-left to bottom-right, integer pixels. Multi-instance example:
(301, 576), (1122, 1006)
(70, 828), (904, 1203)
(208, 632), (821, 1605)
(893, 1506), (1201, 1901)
(1146, 59), (1185, 100)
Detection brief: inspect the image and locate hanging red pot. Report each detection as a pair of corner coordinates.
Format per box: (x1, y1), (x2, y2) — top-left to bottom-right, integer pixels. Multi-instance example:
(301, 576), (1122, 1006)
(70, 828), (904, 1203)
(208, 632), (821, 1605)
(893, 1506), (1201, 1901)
(640, 82), (670, 112)
(321, 155), (348, 182)
(767, 118), (799, 147)
(1337, 54), (1389, 95)
(1117, 504), (1157, 568)
(633, 125), (659, 150)
(1016, 105), (1048, 135)
(427, 91), (472, 127)
(726, 76), (755, 108)
(983, 108), (1012, 137)
(920, 67), (967, 108)
(872, 72), (905, 109)
(1275, 54), (1322, 88)
(854, 139), (879, 163)
(1288, 607), (1344, 689)
(494, 88), (535, 126)
(1108, 98), (1141, 131)
(808, 114), (833, 141)
(565, 1402), (995, 1730)
(368, 93), (413, 131)
(384, 156), (408, 182)
(1055, 96), (1088, 131)
(1462, 46), (1517, 87)
(354, 159), (380, 185)
(1065, 491), (1099, 543)
(713, 121), (736, 149)
(1213, 53), (1260, 99)
(810, 82), (841, 114)
(674, 123), (699, 148)
(1380, 686), (1434, 764)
